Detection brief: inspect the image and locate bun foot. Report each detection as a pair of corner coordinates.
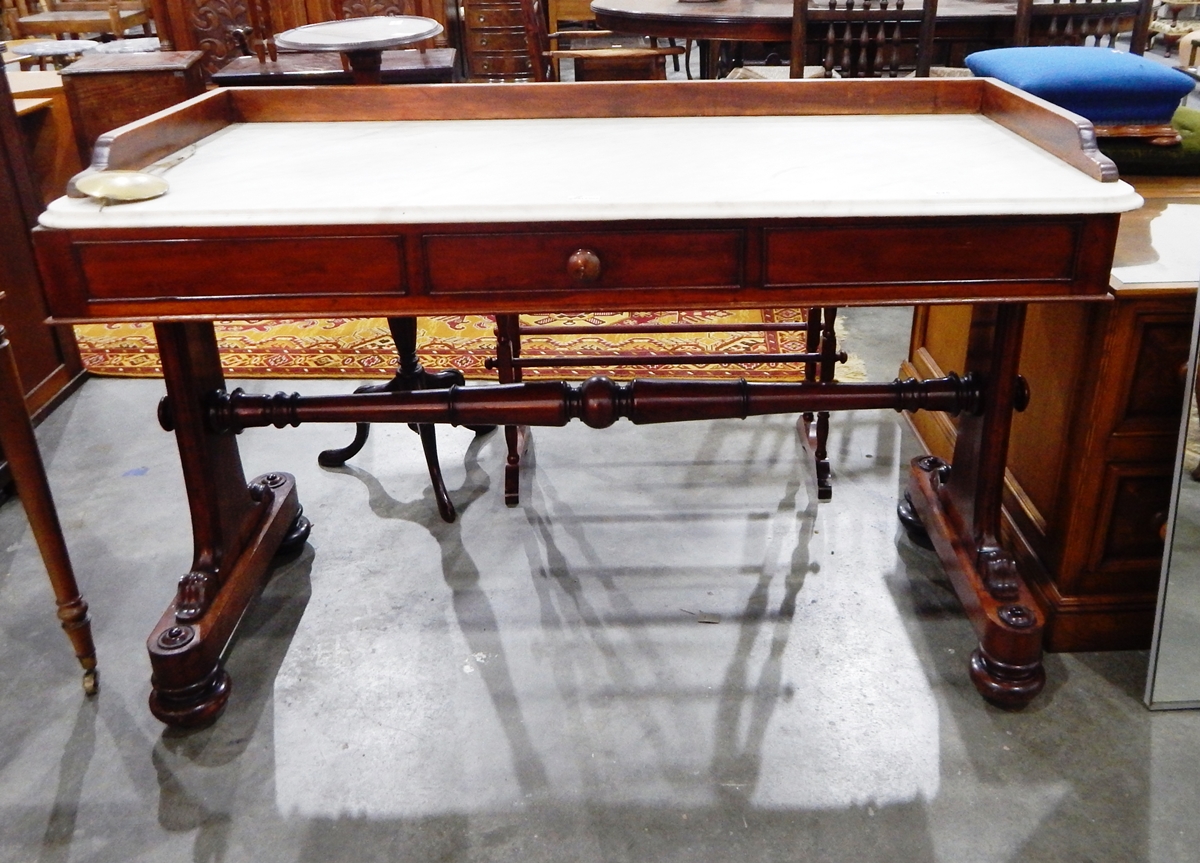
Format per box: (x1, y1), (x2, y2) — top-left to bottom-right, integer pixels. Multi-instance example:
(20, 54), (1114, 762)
(969, 647), (1045, 710)
(897, 491), (933, 549)
(149, 666), (231, 728)
(276, 507), (312, 558)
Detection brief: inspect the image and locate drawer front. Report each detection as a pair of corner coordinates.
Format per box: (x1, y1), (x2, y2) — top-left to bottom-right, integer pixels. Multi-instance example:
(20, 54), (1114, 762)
(467, 52), (532, 77)
(464, 29), (528, 52)
(424, 230), (743, 294)
(765, 221), (1082, 288)
(77, 237), (404, 301)
(465, 6), (525, 28)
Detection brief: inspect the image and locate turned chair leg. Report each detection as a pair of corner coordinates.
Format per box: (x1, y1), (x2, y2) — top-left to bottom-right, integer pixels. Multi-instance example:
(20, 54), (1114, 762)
(0, 325), (97, 694)
(799, 306), (836, 501)
(493, 313), (527, 506)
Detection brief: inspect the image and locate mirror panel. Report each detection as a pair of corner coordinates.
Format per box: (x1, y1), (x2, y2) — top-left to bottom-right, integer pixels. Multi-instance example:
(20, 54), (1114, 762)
(1146, 288), (1200, 710)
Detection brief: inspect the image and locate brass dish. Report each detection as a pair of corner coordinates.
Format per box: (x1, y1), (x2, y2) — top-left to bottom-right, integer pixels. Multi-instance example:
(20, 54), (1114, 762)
(74, 171), (169, 204)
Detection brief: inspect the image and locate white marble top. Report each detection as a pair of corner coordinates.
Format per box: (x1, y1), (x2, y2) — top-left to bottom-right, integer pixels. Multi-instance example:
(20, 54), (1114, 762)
(40, 113), (1143, 230)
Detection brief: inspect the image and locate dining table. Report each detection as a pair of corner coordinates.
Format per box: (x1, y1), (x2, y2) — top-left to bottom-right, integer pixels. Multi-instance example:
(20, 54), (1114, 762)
(591, 0), (1020, 77)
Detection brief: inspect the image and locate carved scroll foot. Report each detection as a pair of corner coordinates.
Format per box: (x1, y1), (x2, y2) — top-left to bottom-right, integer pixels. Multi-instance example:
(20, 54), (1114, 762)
(149, 664), (232, 728)
(318, 380), (384, 466)
(318, 422), (371, 467)
(907, 456), (1045, 709)
(969, 645), (1045, 710)
(147, 472), (302, 728)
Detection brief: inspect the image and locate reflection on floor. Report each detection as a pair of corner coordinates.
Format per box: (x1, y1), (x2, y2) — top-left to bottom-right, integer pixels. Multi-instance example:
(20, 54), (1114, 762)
(2, 300), (1199, 862)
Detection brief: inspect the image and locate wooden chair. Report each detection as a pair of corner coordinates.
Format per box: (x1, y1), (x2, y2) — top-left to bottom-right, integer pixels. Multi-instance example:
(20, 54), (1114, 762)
(1012, 0), (1152, 52)
(2, 0), (151, 42)
(775, 0), (936, 499)
(519, 0), (683, 81)
(790, 0), (937, 79)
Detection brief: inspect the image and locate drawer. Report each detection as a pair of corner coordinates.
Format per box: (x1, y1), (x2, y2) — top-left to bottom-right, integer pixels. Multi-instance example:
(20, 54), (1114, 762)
(765, 221), (1082, 288)
(77, 237), (404, 301)
(464, 29), (527, 52)
(468, 53), (532, 77)
(465, 6), (525, 28)
(424, 230), (743, 294)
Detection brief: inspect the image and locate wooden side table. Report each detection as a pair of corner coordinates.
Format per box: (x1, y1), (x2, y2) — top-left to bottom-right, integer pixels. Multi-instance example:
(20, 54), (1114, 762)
(59, 50), (206, 167)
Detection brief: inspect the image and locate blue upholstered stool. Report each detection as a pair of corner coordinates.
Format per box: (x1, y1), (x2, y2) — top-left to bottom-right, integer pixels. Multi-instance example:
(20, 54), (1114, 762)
(966, 46), (1196, 144)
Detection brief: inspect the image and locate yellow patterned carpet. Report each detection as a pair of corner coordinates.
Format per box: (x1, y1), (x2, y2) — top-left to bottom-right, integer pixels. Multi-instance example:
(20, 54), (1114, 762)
(74, 310), (865, 382)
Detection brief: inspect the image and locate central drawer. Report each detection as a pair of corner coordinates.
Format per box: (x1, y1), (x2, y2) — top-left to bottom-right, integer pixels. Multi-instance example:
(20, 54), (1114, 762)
(423, 229), (744, 295)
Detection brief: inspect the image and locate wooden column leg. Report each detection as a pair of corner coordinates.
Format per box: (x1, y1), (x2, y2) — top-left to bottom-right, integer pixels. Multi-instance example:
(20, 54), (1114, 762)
(0, 325), (97, 695)
(904, 302), (1045, 709)
(147, 322), (308, 727)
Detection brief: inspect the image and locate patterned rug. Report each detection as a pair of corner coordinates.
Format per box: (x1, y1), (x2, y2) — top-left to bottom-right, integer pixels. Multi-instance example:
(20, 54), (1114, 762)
(74, 310), (866, 382)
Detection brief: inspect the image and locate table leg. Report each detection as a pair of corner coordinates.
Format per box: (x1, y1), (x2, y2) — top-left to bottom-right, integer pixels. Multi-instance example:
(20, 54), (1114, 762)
(0, 326), (97, 695)
(344, 48), (384, 86)
(147, 322), (309, 727)
(318, 317), (465, 522)
(902, 302), (1045, 708)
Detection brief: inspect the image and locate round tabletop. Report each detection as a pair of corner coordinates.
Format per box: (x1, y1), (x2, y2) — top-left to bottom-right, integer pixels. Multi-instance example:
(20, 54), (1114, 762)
(11, 38), (99, 57)
(591, 0), (1018, 42)
(273, 16), (444, 52)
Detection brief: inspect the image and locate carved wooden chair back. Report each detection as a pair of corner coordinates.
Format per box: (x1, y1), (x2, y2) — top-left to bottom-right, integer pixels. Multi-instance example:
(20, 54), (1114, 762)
(3, 0), (150, 40)
(789, 0), (938, 79)
(334, 0), (444, 25)
(1012, 0), (1153, 54)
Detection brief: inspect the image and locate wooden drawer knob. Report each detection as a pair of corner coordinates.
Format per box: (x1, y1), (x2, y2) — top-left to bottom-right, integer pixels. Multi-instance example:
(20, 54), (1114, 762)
(567, 248), (601, 282)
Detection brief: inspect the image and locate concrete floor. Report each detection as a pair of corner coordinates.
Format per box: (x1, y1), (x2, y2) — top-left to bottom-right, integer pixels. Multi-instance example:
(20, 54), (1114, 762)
(2, 306), (1200, 863)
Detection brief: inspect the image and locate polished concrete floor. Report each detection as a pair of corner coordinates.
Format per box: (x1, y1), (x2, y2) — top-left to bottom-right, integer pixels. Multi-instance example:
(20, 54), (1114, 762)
(2, 306), (1199, 862)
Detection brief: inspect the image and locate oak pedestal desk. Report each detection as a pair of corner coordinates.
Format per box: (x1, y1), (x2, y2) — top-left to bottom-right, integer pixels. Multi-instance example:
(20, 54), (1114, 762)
(33, 80), (1140, 727)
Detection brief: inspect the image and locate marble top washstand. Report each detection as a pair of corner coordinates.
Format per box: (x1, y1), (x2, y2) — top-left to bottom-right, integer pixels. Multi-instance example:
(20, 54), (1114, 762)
(31, 78), (1146, 726)
(43, 110), (1140, 231)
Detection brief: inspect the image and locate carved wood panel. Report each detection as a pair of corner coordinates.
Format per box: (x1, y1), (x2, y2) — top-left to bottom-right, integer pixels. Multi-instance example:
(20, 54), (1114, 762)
(152, 0), (448, 77)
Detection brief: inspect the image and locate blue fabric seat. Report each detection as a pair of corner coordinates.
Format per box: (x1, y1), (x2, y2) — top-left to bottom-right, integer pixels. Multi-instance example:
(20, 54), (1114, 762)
(965, 46), (1196, 125)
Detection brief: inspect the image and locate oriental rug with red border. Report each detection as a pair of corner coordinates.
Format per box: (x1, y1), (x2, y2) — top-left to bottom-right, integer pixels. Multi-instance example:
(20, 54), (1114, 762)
(74, 310), (865, 382)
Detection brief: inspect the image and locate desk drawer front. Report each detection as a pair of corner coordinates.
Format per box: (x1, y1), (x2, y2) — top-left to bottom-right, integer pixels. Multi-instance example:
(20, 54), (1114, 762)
(465, 5), (525, 28)
(464, 29), (528, 52)
(424, 230), (742, 294)
(468, 53), (532, 77)
(766, 222), (1081, 288)
(78, 237), (404, 301)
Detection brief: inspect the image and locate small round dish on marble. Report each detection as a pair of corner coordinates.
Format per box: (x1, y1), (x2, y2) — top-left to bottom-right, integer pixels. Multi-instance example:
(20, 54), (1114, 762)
(74, 171), (169, 205)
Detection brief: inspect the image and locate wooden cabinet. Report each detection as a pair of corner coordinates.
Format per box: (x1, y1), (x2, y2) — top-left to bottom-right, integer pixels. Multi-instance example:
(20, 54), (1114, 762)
(903, 286), (1195, 651)
(461, 0), (532, 80)
(6, 69), (84, 204)
(0, 71), (85, 483)
(59, 52), (206, 167)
